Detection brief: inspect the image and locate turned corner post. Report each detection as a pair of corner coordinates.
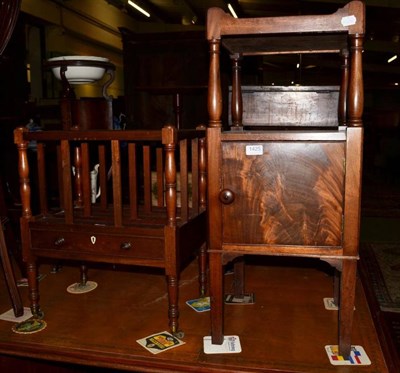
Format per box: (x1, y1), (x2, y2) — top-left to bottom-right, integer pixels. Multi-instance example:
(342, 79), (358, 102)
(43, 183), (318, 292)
(347, 34), (364, 127)
(14, 127), (31, 220)
(208, 38), (223, 128)
(339, 48), (349, 126)
(230, 53), (243, 128)
(162, 125), (178, 227)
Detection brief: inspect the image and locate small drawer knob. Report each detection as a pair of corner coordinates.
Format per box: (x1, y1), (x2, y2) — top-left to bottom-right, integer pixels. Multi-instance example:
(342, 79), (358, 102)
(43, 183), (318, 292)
(219, 189), (235, 204)
(54, 237), (65, 247)
(120, 242), (132, 250)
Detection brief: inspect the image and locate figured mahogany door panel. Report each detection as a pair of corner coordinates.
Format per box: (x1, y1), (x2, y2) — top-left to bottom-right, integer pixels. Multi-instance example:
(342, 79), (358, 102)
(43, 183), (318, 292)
(221, 141), (345, 246)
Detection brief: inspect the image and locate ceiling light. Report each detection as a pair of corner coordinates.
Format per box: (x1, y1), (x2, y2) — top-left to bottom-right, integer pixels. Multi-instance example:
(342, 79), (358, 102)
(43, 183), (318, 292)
(128, 0), (150, 18)
(388, 54), (397, 63)
(227, 4), (238, 18)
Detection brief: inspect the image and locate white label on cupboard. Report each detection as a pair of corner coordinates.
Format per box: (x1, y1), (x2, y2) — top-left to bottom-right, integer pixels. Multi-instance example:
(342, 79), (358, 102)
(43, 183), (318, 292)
(341, 15), (356, 27)
(246, 145), (263, 155)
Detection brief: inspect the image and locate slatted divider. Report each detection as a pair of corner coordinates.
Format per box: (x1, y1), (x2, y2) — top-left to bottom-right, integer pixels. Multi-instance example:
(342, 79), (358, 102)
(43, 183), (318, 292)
(143, 145), (152, 214)
(191, 138), (199, 216)
(156, 147), (164, 208)
(56, 144), (64, 210)
(111, 139), (122, 227)
(81, 142), (91, 217)
(98, 144), (108, 209)
(60, 139), (73, 224)
(15, 127), (206, 229)
(36, 143), (48, 215)
(179, 139), (189, 222)
(73, 146), (83, 208)
(128, 142), (138, 219)
(199, 136), (207, 211)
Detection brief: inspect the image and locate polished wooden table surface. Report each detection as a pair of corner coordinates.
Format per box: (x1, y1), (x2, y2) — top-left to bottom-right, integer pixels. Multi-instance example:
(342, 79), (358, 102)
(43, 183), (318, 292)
(0, 257), (388, 373)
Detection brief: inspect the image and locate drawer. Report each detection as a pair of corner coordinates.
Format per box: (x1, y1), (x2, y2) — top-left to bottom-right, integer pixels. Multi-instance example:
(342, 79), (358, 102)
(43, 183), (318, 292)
(30, 228), (165, 261)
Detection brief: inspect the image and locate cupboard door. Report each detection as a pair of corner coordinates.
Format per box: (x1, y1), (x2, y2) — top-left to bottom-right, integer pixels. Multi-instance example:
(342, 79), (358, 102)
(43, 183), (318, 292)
(221, 142), (345, 246)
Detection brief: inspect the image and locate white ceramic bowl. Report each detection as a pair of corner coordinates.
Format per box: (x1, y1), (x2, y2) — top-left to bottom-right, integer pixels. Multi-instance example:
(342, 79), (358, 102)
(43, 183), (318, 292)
(48, 56), (110, 84)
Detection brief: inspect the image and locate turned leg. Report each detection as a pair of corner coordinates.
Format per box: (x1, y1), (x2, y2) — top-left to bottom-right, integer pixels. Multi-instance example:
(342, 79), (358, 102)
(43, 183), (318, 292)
(198, 243), (207, 297)
(233, 256), (245, 297)
(338, 259), (357, 358)
(51, 260), (62, 274)
(166, 274), (181, 337)
(0, 219), (23, 317)
(27, 261), (43, 318)
(210, 251), (224, 344)
(333, 267), (340, 308)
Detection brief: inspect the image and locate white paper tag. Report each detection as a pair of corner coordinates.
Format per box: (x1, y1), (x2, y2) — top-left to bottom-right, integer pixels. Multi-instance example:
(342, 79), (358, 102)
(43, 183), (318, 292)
(325, 345), (371, 365)
(66, 281), (98, 294)
(203, 335), (242, 354)
(323, 297), (338, 310)
(341, 15), (356, 27)
(225, 293), (255, 305)
(186, 297), (210, 312)
(245, 144), (263, 155)
(137, 331), (185, 354)
(323, 297), (355, 311)
(0, 307), (33, 322)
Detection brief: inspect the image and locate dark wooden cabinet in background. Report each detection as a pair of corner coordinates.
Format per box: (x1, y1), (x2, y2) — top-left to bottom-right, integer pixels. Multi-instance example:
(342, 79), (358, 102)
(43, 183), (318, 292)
(120, 29), (209, 129)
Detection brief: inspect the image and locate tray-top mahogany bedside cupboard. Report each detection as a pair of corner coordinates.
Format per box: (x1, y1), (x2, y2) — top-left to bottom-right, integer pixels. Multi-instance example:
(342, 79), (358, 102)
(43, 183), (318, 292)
(206, 0), (365, 358)
(14, 124), (207, 337)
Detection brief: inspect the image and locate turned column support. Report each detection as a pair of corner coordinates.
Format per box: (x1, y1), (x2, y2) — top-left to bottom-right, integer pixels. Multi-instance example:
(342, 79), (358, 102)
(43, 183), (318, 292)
(199, 135), (207, 211)
(162, 125), (178, 227)
(339, 49), (349, 126)
(208, 39), (223, 128)
(14, 128), (31, 221)
(230, 53), (243, 128)
(347, 34), (364, 127)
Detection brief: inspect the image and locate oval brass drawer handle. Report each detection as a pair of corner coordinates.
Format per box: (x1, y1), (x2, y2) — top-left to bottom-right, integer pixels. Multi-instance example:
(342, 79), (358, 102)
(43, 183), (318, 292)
(120, 242), (132, 250)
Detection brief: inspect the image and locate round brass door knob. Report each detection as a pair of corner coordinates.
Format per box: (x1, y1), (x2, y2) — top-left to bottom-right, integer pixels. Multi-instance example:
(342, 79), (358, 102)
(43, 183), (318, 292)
(219, 189), (235, 204)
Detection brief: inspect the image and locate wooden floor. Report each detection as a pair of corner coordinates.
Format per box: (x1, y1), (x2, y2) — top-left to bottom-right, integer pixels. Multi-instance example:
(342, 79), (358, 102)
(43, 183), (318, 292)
(0, 256), (388, 373)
